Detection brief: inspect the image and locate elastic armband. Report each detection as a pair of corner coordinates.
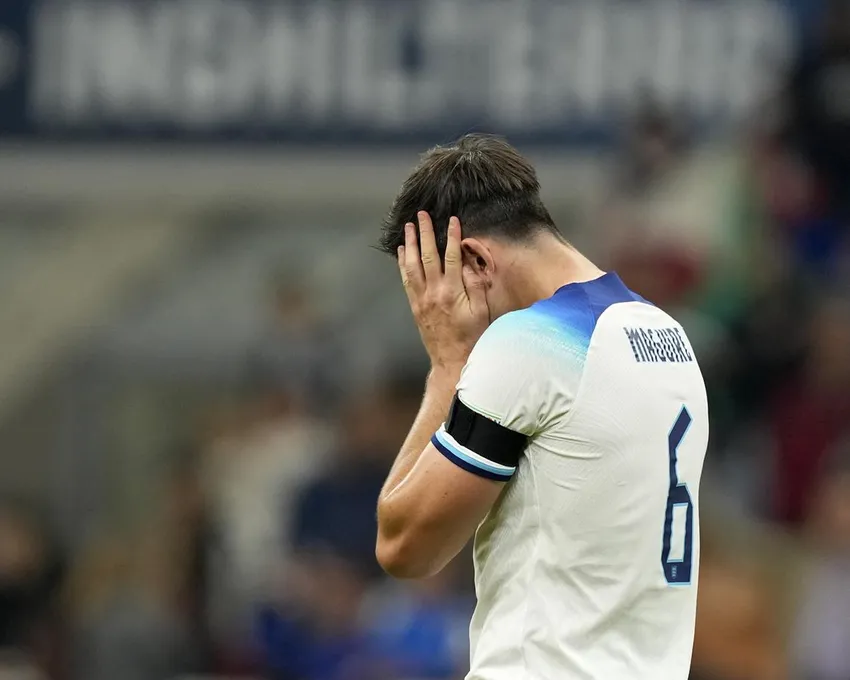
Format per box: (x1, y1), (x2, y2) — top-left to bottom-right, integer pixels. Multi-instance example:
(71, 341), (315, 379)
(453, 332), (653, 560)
(430, 396), (527, 481)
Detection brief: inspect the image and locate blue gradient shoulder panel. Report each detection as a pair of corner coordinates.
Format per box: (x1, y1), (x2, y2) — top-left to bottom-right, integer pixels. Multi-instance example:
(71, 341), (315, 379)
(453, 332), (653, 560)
(492, 272), (648, 361)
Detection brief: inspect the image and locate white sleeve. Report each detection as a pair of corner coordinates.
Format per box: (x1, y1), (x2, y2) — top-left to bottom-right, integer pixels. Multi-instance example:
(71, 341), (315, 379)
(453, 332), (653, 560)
(430, 309), (587, 481)
(456, 311), (582, 435)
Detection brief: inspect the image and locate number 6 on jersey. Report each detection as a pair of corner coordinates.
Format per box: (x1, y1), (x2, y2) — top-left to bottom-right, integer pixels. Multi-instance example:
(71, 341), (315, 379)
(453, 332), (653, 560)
(662, 407), (694, 586)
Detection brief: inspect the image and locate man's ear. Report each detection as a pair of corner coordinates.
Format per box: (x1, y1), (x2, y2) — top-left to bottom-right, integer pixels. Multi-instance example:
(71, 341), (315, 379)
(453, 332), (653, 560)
(461, 238), (495, 277)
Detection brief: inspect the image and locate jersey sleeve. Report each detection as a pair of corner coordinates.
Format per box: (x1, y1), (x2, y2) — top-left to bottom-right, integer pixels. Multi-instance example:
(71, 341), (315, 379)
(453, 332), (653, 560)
(431, 309), (587, 481)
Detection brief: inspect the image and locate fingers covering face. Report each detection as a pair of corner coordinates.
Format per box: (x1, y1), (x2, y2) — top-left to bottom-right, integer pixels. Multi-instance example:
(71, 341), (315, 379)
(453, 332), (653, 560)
(416, 211), (441, 281)
(398, 213), (463, 292)
(402, 222), (424, 292)
(443, 216), (462, 281)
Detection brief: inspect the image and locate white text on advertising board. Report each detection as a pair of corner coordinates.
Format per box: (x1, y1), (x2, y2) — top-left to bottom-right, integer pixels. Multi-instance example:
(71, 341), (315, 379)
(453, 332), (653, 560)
(30, 0), (793, 132)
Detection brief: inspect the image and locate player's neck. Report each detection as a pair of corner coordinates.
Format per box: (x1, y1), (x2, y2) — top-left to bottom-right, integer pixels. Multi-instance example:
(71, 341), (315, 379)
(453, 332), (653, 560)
(508, 237), (605, 309)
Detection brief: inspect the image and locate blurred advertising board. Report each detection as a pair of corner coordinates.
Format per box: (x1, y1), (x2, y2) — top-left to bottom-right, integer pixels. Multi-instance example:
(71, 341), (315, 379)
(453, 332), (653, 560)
(0, 0), (807, 147)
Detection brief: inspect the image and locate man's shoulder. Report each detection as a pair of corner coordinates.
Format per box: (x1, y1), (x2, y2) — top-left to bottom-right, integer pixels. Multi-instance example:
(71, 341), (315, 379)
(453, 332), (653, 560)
(462, 293), (594, 417)
(472, 304), (591, 369)
(479, 287), (592, 348)
(477, 273), (649, 362)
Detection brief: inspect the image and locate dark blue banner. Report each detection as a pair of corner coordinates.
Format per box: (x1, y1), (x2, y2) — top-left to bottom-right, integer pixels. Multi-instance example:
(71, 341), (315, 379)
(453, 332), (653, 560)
(0, 0), (810, 146)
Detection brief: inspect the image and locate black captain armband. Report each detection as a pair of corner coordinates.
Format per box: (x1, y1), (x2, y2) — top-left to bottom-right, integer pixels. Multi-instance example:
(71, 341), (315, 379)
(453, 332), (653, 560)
(430, 395), (528, 482)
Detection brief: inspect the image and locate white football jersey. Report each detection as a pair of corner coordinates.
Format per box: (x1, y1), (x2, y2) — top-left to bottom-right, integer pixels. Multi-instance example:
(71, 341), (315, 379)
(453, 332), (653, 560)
(431, 273), (708, 680)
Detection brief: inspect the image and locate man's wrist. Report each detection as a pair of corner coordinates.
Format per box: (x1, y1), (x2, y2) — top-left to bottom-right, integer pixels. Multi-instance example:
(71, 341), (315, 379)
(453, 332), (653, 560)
(428, 362), (464, 391)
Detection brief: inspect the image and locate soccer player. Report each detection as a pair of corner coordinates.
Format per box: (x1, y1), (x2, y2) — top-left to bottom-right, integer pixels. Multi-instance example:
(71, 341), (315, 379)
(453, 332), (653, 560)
(374, 134), (709, 680)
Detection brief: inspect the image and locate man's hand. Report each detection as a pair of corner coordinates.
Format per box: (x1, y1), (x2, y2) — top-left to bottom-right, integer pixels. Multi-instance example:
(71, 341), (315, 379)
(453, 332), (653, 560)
(399, 212), (489, 370)
(379, 212), (500, 579)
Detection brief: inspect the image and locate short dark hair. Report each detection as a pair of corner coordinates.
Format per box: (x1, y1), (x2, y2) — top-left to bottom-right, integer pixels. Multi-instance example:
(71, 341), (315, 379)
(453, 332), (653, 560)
(378, 134), (559, 258)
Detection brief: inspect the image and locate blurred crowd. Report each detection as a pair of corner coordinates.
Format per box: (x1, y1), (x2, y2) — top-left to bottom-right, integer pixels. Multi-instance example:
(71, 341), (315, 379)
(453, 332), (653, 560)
(3, 2), (850, 680)
(598, 5), (850, 678)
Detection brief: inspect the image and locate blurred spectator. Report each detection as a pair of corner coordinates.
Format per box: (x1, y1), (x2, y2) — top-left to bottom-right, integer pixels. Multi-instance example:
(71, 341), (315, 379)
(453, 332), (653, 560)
(247, 273), (340, 411)
(71, 572), (199, 680)
(613, 93), (689, 197)
(200, 382), (334, 667)
(792, 446), (850, 680)
(715, 291), (850, 524)
(70, 453), (207, 680)
(161, 446), (214, 670)
(771, 0), (850, 281)
(256, 549), (386, 680)
(198, 274), (341, 661)
(362, 560), (473, 679)
(290, 371), (424, 580)
(691, 543), (786, 680)
(598, 96), (741, 364)
(715, 273), (811, 424)
(257, 552), (472, 680)
(786, 0), (850, 218)
(0, 500), (65, 680)
(750, 131), (842, 281)
(768, 294), (850, 525)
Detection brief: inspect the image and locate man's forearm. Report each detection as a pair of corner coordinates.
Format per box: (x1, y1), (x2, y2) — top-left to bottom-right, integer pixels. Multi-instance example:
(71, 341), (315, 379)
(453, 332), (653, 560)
(380, 365), (461, 504)
(375, 361), (505, 579)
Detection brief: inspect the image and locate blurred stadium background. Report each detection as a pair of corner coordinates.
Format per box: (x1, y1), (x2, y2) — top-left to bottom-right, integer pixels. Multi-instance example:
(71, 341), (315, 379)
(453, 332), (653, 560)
(0, 1), (849, 679)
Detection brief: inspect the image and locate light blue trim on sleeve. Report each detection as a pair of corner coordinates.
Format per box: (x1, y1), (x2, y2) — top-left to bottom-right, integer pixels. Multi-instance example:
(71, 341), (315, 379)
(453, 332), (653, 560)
(432, 427), (516, 481)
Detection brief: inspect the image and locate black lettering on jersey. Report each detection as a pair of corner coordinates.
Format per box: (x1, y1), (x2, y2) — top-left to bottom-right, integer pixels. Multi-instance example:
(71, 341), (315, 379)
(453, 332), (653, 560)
(649, 328), (666, 363)
(623, 327), (695, 364)
(640, 328), (656, 362)
(624, 327), (648, 362)
(661, 329), (677, 362)
(672, 327), (694, 361)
